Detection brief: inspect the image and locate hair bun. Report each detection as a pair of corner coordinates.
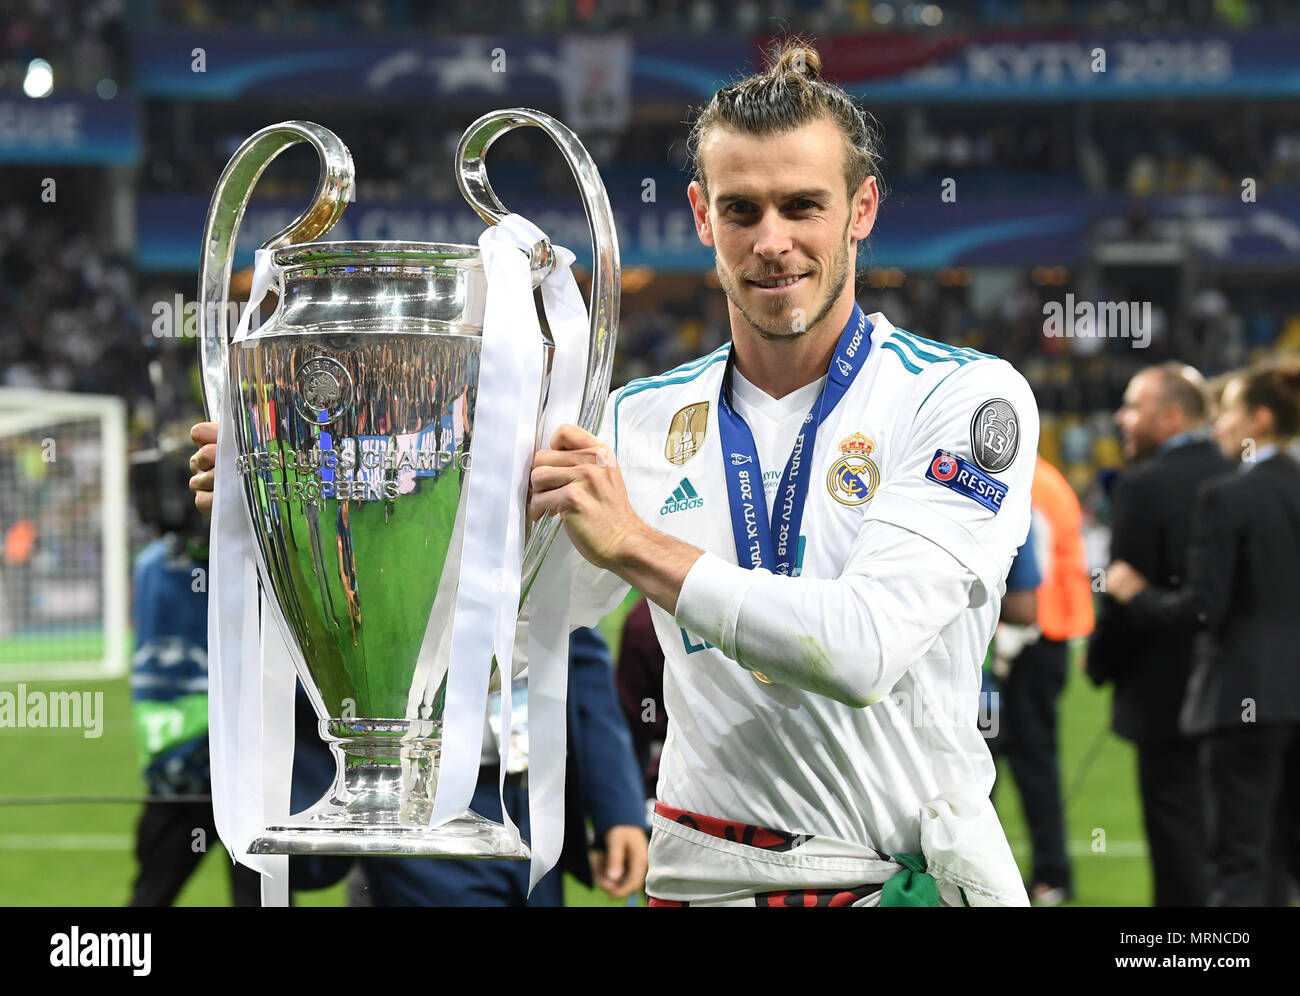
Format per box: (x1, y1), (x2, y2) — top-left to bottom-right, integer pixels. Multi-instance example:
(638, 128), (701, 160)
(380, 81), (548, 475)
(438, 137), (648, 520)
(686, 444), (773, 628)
(771, 43), (822, 81)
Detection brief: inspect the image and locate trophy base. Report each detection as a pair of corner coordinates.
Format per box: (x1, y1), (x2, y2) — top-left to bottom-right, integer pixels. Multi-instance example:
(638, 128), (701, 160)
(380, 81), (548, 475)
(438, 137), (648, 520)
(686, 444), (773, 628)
(248, 809), (530, 859)
(246, 720), (528, 858)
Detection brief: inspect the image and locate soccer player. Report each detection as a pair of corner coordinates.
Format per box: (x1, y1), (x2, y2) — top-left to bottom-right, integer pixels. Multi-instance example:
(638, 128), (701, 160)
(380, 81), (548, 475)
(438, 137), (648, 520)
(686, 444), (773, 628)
(191, 40), (1038, 906)
(526, 42), (1039, 906)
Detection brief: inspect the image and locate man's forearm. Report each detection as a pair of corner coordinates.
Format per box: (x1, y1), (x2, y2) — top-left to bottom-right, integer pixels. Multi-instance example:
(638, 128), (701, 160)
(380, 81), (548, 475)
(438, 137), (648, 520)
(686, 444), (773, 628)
(608, 523), (703, 616)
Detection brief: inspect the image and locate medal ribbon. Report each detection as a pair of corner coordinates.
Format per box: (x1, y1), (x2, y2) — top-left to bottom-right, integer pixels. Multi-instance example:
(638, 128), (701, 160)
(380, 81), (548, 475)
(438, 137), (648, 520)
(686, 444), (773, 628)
(718, 304), (871, 575)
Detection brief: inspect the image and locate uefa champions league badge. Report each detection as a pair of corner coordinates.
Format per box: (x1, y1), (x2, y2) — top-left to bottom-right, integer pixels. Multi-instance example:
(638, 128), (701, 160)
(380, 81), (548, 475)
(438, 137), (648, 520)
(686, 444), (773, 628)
(827, 432), (880, 506)
(293, 355), (353, 425)
(925, 449), (1008, 512)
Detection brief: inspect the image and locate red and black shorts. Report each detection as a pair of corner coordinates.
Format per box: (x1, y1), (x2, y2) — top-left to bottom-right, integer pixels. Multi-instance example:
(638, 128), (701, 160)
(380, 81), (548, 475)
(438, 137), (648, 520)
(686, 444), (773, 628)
(647, 802), (885, 907)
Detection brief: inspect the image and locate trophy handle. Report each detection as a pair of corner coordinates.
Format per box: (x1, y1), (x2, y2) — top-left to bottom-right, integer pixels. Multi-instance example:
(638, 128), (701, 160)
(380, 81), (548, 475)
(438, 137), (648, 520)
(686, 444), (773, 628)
(454, 108), (620, 443)
(198, 121), (354, 421)
(455, 109), (621, 590)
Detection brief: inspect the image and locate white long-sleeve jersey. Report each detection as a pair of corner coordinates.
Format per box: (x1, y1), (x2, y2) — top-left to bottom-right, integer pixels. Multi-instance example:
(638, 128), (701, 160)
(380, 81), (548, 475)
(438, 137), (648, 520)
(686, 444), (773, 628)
(565, 311), (1038, 904)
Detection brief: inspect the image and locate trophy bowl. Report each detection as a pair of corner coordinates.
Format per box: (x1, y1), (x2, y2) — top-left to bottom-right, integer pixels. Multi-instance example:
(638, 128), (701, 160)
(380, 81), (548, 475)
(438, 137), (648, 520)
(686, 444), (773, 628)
(199, 112), (618, 857)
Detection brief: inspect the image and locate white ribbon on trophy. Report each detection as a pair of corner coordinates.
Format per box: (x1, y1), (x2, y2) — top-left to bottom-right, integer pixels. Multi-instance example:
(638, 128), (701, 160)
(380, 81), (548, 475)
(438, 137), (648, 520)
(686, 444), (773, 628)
(429, 214), (588, 889)
(523, 228), (590, 891)
(209, 247), (296, 907)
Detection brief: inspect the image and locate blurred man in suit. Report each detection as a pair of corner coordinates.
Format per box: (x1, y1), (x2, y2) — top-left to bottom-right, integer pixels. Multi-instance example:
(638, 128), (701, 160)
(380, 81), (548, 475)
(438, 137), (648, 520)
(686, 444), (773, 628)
(1108, 359), (1300, 906)
(1087, 362), (1231, 906)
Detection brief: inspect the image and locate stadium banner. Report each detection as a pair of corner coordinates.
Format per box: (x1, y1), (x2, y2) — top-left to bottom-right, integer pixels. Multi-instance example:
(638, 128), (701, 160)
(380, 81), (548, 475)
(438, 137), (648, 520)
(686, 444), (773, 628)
(132, 27), (1300, 102)
(127, 29), (748, 101)
(872, 192), (1300, 268)
(775, 30), (1300, 101)
(138, 190), (1300, 273)
(136, 190), (712, 272)
(0, 93), (140, 165)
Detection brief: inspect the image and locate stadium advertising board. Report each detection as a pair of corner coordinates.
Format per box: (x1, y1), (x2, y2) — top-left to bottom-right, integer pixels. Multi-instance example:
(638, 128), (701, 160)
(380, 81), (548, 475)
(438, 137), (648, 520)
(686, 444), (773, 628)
(128, 30), (746, 102)
(131, 28), (1300, 102)
(137, 190), (1300, 273)
(0, 94), (140, 165)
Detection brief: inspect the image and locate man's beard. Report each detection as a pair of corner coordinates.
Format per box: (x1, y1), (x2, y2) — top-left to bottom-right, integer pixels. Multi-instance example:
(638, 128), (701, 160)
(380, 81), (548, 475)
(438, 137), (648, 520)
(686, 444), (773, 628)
(716, 231), (853, 343)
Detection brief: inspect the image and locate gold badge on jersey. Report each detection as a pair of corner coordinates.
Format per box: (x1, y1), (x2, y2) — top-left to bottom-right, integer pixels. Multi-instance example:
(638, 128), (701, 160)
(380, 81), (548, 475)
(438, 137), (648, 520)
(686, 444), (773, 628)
(827, 433), (880, 506)
(665, 402), (709, 466)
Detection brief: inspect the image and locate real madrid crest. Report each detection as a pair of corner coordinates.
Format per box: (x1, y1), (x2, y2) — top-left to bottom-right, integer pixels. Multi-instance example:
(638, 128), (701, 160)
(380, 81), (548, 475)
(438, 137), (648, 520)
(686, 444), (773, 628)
(666, 402), (709, 466)
(827, 432), (880, 506)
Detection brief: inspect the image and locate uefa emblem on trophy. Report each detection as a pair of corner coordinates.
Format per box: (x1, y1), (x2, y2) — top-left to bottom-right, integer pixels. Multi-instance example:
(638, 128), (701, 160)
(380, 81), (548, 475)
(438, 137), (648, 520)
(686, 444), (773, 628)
(197, 109), (619, 856)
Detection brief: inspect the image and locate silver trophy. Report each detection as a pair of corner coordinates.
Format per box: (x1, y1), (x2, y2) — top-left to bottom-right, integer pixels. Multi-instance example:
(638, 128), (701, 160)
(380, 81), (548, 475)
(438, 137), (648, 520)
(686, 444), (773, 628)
(198, 110), (619, 856)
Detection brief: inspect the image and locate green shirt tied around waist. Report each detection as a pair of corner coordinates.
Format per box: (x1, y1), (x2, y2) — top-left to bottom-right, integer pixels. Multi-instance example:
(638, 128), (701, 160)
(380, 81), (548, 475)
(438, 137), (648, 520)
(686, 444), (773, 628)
(881, 853), (970, 907)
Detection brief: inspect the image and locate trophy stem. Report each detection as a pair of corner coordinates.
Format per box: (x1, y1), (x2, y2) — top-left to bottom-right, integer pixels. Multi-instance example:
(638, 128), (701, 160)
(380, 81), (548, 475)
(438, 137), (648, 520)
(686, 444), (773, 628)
(246, 718), (529, 859)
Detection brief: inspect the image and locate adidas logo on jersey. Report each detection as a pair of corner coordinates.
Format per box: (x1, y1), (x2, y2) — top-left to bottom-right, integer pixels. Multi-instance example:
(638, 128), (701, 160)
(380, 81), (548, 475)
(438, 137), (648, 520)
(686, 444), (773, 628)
(660, 478), (704, 516)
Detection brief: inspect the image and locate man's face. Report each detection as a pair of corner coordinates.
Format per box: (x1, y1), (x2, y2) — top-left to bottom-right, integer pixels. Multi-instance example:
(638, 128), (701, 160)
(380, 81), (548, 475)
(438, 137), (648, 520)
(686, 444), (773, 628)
(1115, 370), (1180, 460)
(687, 117), (877, 342)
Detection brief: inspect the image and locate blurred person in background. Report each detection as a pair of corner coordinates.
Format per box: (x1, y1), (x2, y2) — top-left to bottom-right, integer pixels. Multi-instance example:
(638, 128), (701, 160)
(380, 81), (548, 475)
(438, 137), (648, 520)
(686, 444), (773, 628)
(616, 597), (667, 812)
(0, 436), (54, 637)
(128, 437), (351, 905)
(1, 516), (36, 638)
(983, 527), (1042, 894)
(126, 440), (261, 906)
(995, 458), (1094, 906)
(1107, 359), (1300, 906)
(1087, 362), (1231, 906)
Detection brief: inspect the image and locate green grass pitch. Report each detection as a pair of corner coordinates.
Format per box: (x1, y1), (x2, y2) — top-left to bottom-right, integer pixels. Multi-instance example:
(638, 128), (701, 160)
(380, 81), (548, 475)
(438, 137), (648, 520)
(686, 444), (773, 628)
(0, 631), (106, 669)
(0, 614), (1145, 906)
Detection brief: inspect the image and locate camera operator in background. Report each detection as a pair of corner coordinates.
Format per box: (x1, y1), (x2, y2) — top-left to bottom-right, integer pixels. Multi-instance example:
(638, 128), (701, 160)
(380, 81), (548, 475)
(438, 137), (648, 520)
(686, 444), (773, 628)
(127, 437), (261, 906)
(128, 435), (352, 905)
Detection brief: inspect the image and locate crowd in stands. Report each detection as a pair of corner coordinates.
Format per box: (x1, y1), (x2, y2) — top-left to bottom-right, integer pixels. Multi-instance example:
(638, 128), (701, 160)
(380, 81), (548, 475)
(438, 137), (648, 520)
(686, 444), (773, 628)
(913, 118), (1075, 179)
(1101, 116), (1300, 197)
(0, 199), (151, 411)
(1, 0), (125, 94)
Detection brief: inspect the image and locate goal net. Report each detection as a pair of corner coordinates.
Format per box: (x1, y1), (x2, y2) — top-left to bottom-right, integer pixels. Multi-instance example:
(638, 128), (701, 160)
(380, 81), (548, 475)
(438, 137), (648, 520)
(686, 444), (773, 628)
(0, 389), (128, 681)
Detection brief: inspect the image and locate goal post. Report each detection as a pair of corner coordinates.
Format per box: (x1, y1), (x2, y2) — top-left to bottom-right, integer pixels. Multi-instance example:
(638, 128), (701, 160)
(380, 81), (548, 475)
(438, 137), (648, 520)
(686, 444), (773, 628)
(0, 389), (129, 682)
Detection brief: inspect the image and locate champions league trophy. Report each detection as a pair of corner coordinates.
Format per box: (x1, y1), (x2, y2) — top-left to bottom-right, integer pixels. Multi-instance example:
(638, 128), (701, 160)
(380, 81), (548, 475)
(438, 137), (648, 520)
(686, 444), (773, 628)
(197, 110), (619, 856)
